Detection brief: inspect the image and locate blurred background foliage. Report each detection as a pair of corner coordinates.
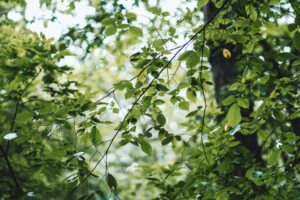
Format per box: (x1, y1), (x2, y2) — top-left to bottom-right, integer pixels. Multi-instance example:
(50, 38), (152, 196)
(0, 0), (300, 199)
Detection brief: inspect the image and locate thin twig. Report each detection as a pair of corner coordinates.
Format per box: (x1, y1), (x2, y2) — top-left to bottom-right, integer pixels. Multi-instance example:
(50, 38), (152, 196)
(163, 0), (230, 181)
(9, 69), (41, 132)
(97, 62), (152, 103)
(199, 29), (211, 171)
(167, 61), (181, 85)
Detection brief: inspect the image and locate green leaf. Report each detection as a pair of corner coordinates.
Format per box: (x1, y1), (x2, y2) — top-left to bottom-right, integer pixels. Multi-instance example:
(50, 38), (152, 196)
(269, 0), (279, 5)
(114, 80), (132, 90)
(222, 95), (235, 106)
(268, 149), (281, 165)
(162, 136), (173, 145)
(141, 140), (152, 155)
(288, 23), (298, 32)
(153, 39), (165, 51)
(186, 110), (198, 117)
(178, 82), (189, 89)
(216, 190), (229, 200)
(229, 82), (241, 91)
(156, 84), (168, 92)
(102, 18), (114, 26)
(237, 98), (250, 109)
(91, 116), (101, 123)
(179, 101), (189, 110)
(179, 51), (200, 68)
(249, 5), (257, 20)
(105, 27), (117, 36)
(90, 126), (102, 146)
(113, 108), (119, 113)
(277, 53), (296, 61)
(178, 50), (194, 60)
(106, 173), (118, 190)
(186, 88), (197, 102)
(293, 32), (300, 50)
(170, 96), (178, 104)
(153, 99), (165, 105)
(292, 59), (300, 67)
(197, 0), (209, 8)
(186, 52), (200, 68)
(272, 109), (284, 121)
(16, 111), (33, 123)
(149, 7), (161, 14)
(129, 26), (143, 37)
(54, 49), (76, 59)
(157, 113), (166, 126)
(228, 141), (240, 147)
(162, 11), (170, 17)
(246, 5), (257, 21)
(226, 103), (242, 127)
(218, 158), (231, 174)
(126, 12), (137, 21)
(205, 81), (214, 86)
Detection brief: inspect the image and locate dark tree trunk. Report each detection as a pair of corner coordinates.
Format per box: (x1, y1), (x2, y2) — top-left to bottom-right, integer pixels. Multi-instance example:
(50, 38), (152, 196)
(203, 1), (262, 162)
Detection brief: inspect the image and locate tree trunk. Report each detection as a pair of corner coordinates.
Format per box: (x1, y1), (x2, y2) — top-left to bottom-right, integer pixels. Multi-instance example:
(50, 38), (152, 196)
(203, 1), (262, 162)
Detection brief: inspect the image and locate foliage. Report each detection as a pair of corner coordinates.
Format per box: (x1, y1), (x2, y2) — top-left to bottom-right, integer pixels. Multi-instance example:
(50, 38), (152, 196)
(0, 0), (300, 199)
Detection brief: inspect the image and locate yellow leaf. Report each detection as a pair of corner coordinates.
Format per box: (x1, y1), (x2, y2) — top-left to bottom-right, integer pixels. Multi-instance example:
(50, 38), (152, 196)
(224, 123), (230, 131)
(223, 48), (231, 59)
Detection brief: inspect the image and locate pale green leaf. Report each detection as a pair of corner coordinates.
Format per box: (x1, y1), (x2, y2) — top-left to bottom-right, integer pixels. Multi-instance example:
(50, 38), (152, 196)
(197, 0), (209, 8)
(179, 101), (189, 110)
(129, 26), (143, 37)
(237, 98), (250, 109)
(226, 103), (242, 127)
(105, 27), (117, 36)
(222, 95), (235, 106)
(186, 88), (197, 103)
(268, 149), (281, 165)
(126, 12), (137, 21)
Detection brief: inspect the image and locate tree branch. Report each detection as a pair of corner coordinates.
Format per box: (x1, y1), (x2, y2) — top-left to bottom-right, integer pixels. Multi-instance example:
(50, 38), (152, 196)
(1, 69), (41, 197)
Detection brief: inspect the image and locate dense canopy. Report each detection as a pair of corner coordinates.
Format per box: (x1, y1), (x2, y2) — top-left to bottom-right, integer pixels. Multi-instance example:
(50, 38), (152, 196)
(0, 0), (300, 199)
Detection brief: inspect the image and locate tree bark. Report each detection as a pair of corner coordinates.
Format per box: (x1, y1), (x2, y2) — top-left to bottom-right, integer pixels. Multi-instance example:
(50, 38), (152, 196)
(203, 1), (262, 162)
